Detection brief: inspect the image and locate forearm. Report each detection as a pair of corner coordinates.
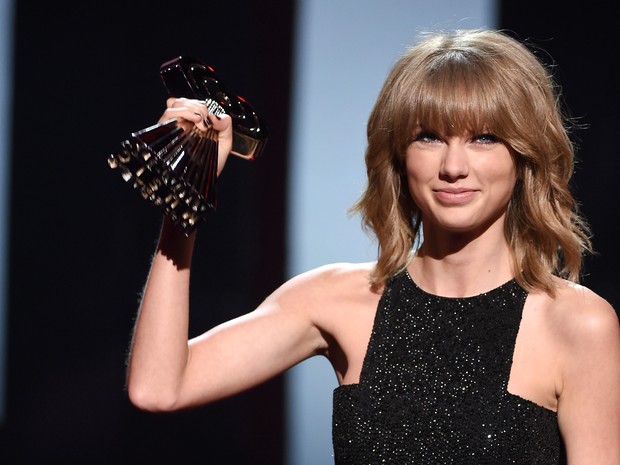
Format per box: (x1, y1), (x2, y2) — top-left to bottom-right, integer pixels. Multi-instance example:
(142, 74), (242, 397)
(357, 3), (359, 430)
(126, 217), (196, 411)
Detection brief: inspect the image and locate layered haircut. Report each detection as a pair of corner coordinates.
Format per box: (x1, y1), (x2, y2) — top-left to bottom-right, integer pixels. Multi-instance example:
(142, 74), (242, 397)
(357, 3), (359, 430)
(353, 29), (591, 294)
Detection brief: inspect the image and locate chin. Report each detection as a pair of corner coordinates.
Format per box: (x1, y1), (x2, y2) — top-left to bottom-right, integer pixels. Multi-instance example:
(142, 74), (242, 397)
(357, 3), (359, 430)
(426, 213), (502, 236)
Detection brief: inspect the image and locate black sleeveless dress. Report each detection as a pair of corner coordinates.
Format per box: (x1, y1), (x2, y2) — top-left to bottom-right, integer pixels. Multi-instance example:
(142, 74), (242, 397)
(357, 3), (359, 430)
(332, 271), (562, 464)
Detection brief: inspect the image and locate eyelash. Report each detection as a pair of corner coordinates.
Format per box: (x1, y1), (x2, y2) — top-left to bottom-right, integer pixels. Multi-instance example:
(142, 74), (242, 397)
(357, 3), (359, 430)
(411, 132), (500, 145)
(411, 131), (440, 143)
(473, 134), (501, 144)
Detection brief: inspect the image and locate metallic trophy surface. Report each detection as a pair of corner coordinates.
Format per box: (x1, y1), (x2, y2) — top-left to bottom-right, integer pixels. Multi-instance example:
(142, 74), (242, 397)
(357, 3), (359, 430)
(108, 57), (267, 235)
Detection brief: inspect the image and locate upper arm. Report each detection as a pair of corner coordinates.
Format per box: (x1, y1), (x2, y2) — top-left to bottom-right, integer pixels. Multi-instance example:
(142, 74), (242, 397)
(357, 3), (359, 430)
(175, 265), (338, 408)
(557, 290), (620, 464)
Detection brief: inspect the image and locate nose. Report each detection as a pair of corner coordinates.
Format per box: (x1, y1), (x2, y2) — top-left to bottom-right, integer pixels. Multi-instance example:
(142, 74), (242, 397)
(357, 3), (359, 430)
(439, 139), (469, 181)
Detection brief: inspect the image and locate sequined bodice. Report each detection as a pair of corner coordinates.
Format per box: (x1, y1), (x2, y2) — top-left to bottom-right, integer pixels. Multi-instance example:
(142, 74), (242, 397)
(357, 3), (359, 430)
(332, 271), (562, 464)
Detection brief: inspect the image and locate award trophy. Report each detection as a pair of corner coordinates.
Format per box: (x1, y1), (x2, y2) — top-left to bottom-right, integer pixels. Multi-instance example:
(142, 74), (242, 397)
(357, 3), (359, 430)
(108, 57), (268, 235)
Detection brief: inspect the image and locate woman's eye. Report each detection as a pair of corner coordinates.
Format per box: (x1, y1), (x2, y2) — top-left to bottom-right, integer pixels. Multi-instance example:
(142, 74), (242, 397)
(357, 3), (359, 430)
(413, 131), (441, 143)
(473, 133), (500, 144)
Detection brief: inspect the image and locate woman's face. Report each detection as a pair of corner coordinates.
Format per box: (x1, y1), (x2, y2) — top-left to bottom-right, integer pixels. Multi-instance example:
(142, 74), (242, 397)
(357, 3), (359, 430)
(405, 129), (517, 236)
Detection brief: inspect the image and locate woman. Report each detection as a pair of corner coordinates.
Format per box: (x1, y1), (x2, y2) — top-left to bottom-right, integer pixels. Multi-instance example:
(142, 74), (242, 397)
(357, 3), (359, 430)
(126, 29), (620, 464)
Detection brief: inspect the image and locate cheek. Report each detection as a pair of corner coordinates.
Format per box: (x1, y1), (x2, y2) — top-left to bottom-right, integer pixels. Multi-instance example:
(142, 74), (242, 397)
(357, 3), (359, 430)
(487, 162), (516, 183)
(404, 150), (435, 182)
(484, 157), (518, 202)
(406, 179), (424, 206)
(502, 159), (517, 187)
(481, 147), (516, 181)
(404, 160), (430, 207)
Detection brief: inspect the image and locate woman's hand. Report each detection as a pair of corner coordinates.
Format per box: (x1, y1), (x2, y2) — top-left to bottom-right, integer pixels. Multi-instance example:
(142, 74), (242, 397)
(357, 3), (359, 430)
(159, 97), (233, 176)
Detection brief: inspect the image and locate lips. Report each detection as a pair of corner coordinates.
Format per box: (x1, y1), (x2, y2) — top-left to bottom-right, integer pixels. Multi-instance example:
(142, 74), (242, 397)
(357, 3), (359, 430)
(433, 187), (478, 205)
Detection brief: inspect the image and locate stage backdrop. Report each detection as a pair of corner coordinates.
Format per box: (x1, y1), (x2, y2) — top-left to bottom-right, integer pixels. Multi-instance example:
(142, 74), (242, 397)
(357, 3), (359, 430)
(0, 0), (14, 426)
(2, 1), (293, 463)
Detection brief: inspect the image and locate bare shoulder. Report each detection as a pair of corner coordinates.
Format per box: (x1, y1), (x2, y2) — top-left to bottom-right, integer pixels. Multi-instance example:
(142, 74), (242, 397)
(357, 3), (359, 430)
(265, 261), (379, 313)
(545, 278), (619, 345)
(267, 262), (383, 381)
(291, 261), (375, 283)
(543, 281), (620, 461)
(532, 277), (620, 396)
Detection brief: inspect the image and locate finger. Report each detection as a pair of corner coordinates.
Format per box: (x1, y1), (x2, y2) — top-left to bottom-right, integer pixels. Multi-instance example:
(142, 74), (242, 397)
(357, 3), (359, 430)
(158, 101), (208, 127)
(192, 110), (210, 130)
(206, 112), (230, 132)
(158, 100), (233, 176)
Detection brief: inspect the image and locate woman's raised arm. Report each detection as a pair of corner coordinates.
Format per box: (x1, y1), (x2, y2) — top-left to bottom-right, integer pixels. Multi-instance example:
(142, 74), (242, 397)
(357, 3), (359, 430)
(125, 100), (328, 411)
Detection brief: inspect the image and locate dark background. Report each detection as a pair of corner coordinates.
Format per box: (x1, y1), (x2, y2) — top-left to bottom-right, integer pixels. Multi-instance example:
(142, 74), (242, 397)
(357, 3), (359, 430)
(0, 1), (616, 464)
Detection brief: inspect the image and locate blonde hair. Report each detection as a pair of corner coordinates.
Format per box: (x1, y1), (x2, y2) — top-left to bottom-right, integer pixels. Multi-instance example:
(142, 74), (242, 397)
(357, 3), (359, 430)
(353, 29), (591, 293)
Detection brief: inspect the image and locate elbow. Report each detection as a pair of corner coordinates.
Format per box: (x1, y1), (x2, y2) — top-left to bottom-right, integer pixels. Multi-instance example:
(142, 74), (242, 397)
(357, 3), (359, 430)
(126, 381), (183, 413)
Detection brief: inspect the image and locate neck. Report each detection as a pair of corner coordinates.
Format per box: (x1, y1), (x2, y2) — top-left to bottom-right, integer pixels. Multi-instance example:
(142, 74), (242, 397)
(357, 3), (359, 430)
(408, 220), (515, 297)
